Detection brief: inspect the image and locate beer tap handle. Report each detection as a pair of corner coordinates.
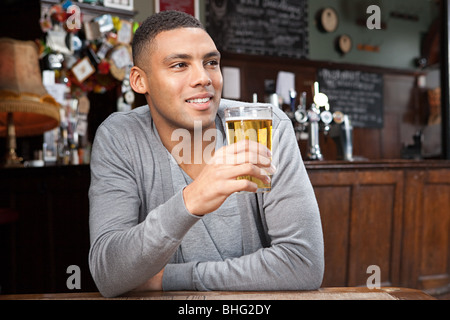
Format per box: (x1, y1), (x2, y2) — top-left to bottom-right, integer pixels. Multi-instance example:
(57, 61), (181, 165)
(320, 110), (333, 136)
(313, 81), (329, 110)
(295, 109), (308, 124)
(314, 81), (320, 97)
(289, 89), (297, 112)
(300, 91), (307, 110)
(308, 104), (321, 121)
(294, 92), (306, 123)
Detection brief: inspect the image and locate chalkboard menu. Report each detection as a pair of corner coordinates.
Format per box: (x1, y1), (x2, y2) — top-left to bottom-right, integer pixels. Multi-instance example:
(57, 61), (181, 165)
(206, 0), (308, 59)
(317, 68), (384, 128)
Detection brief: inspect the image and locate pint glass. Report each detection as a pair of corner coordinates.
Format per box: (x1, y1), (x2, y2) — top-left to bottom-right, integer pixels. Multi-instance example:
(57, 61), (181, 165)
(224, 105), (273, 192)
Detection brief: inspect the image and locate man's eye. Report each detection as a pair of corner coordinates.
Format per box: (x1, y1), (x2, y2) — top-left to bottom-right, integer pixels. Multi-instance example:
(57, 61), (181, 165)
(172, 62), (187, 68)
(206, 60), (219, 67)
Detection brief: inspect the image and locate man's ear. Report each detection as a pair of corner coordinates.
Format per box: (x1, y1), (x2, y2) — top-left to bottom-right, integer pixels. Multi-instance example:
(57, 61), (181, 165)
(129, 66), (148, 94)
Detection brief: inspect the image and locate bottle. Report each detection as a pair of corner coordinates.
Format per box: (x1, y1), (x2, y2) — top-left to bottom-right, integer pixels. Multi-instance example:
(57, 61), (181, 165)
(57, 127), (70, 165)
(70, 144), (79, 165)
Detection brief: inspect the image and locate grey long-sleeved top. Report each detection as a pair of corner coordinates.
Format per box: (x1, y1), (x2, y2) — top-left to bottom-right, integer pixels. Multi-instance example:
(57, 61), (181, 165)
(88, 99), (324, 298)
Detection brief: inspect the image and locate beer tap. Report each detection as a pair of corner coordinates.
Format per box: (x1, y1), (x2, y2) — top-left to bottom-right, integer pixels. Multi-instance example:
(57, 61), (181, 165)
(287, 89), (297, 124)
(292, 83), (331, 160)
(307, 82), (333, 160)
(291, 84), (353, 161)
(329, 112), (354, 161)
(289, 89), (297, 113)
(319, 103), (333, 136)
(294, 91), (308, 130)
(307, 103), (323, 160)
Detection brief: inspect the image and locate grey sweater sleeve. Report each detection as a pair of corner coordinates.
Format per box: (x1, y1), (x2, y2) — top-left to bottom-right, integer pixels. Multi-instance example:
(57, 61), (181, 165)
(88, 122), (201, 298)
(162, 113), (324, 291)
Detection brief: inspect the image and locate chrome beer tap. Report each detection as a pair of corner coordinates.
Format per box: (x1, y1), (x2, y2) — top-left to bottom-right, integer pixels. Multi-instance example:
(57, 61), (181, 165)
(306, 103), (323, 160)
(307, 82), (331, 160)
(292, 83), (337, 161)
(329, 112), (354, 161)
(292, 84), (353, 161)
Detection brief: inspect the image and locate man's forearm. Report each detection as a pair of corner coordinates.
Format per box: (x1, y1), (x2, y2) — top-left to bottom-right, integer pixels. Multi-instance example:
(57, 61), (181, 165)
(89, 190), (200, 297)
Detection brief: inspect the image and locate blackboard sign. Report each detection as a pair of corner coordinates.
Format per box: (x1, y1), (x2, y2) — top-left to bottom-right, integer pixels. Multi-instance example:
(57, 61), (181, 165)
(317, 68), (384, 128)
(206, 0), (308, 59)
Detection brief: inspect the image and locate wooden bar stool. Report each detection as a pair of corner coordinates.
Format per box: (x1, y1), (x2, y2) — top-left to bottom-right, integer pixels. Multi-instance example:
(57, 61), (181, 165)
(0, 208), (19, 294)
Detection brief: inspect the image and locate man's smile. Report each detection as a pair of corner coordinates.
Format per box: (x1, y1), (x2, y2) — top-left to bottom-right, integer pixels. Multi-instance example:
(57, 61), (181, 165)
(186, 97), (211, 104)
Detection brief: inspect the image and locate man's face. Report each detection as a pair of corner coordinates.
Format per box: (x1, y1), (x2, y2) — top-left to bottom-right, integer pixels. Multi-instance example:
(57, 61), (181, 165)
(140, 27), (223, 133)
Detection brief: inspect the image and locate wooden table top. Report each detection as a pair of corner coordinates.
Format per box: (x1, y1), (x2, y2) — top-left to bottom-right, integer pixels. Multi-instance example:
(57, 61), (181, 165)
(0, 287), (436, 300)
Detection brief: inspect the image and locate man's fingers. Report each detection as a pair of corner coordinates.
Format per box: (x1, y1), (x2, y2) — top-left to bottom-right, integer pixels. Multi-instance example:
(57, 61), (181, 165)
(232, 152), (271, 166)
(214, 151), (275, 171)
(225, 139), (271, 157)
(214, 139), (273, 169)
(230, 163), (273, 182)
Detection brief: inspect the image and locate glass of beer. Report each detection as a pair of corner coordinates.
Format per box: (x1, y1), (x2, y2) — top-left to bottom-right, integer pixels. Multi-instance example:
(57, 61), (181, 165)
(224, 105), (273, 192)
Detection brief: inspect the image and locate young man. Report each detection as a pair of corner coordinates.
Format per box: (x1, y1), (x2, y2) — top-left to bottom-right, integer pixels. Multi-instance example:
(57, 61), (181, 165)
(88, 10), (324, 298)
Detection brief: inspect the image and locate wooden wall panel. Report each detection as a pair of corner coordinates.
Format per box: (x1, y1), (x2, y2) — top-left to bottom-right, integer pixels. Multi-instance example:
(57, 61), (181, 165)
(309, 169), (404, 288)
(401, 169), (450, 293)
(348, 184), (400, 287)
(414, 170), (450, 292)
(0, 166), (94, 294)
(421, 185), (449, 277)
(5, 177), (53, 293)
(314, 186), (351, 286)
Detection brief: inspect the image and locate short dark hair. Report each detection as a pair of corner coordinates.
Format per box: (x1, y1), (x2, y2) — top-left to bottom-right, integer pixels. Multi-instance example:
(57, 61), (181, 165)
(132, 10), (205, 67)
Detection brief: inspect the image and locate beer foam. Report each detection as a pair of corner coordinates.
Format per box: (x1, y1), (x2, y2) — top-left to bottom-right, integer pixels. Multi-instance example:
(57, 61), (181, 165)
(225, 117), (272, 121)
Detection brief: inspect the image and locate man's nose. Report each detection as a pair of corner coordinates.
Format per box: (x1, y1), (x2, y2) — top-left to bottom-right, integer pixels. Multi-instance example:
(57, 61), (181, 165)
(191, 64), (212, 87)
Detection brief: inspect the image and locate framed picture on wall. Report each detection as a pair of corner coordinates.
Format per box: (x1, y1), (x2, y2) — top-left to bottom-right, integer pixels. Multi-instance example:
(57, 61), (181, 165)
(155, 0), (199, 20)
(103, 0), (134, 11)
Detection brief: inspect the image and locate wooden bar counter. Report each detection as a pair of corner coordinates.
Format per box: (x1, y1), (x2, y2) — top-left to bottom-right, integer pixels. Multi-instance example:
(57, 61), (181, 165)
(0, 160), (449, 296)
(0, 287), (436, 300)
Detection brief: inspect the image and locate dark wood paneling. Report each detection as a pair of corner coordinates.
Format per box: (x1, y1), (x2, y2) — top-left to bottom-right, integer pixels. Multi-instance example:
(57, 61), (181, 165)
(310, 169), (403, 288)
(402, 169), (450, 292)
(314, 186), (350, 286)
(0, 166), (94, 294)
(308, 160), (450, 294)
(348, 182), (402, 287)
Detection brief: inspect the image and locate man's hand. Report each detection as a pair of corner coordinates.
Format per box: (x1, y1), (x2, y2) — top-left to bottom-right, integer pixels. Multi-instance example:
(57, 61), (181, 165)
(183, 139), (275, 216)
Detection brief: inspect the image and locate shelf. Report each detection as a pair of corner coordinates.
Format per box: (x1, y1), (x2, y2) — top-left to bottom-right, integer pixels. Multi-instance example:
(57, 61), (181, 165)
(41, 0), (137, 20)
